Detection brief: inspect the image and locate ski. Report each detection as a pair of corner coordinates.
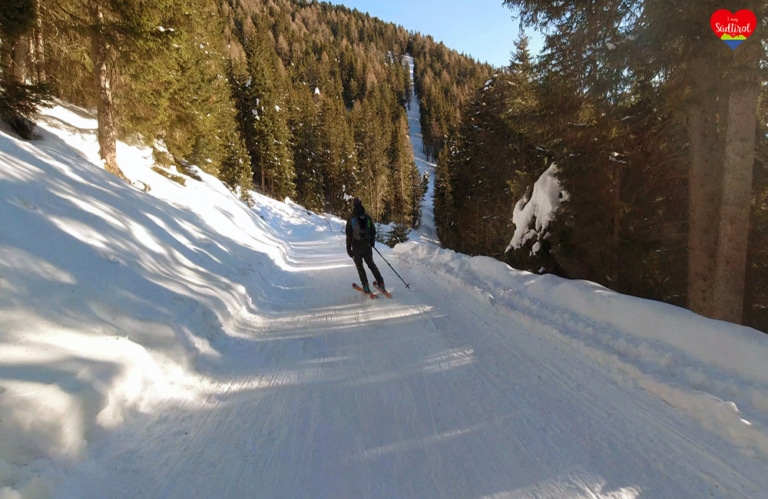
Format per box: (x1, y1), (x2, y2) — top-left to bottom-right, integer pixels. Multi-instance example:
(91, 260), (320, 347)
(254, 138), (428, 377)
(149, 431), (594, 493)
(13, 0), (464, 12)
(352, 283), (377, 299)
(372, 282), (392, 299)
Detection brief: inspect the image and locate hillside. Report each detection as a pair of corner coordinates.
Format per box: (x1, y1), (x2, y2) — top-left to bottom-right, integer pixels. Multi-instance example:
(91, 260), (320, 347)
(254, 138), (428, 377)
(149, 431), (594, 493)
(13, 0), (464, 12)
(1, 85), (768, 497)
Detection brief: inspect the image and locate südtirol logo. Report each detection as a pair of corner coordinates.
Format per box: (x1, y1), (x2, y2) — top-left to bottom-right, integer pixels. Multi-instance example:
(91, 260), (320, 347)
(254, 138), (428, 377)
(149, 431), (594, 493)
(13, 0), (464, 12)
(710, 9), (756, 50)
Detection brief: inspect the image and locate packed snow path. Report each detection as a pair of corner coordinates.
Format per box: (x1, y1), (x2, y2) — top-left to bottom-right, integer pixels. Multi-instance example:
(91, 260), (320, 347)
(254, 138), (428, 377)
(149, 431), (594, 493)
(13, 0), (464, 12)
(55, 235), (766, 498)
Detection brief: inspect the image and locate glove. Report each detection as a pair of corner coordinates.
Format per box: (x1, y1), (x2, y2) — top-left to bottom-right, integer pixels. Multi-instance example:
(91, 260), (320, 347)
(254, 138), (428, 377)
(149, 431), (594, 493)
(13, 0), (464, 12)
(347, 247), (353, 258)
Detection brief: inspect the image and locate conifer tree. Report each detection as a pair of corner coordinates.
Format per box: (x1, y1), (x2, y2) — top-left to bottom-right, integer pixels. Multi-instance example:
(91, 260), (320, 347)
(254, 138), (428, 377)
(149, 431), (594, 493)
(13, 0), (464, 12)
(0, 0), (49, 138)
(87, 1), (122, 178)
(234, 17), (295, 199)
(385, 111), (419, 225)
(434, 139), (458, 247)
(351, 91), (390, 220)
(218, 128), (253, 196)
(316, 94), (356, 213)
(0, 1), (36, 82)
(112, 0), (243, 182)
(503, 0), (766, 324)
(290, 83), (325, 211)
(33, 0), (494, 229)
(42, 0), (194, 179)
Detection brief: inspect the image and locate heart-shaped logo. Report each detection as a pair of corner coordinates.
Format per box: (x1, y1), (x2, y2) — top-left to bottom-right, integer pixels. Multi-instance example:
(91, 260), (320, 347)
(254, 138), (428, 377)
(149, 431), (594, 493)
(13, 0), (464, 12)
(710, 9), (757, 49)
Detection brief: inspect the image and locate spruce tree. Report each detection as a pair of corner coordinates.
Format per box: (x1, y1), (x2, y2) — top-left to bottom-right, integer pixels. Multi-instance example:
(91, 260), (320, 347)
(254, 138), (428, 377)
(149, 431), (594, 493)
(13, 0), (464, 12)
(0, 0), (49, 138)
(503, 0), (766, 324)
(44, 0), (192, 179)
(351, 91), (390, 220)
(234, 17), (295, 199)
(290, 83), (325, 211)
(113, 0), (244, 183)
(385, 111), (419, 225)
(316, 94), (356, 213)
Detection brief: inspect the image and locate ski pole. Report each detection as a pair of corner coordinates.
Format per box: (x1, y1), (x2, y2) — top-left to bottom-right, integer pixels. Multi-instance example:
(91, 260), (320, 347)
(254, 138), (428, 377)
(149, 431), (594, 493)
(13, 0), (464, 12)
(374, 246), (410, 289)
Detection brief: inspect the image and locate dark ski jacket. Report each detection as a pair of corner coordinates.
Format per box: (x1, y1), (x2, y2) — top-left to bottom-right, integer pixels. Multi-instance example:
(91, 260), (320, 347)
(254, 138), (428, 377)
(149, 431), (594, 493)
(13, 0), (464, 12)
(346, 202), (376, 254)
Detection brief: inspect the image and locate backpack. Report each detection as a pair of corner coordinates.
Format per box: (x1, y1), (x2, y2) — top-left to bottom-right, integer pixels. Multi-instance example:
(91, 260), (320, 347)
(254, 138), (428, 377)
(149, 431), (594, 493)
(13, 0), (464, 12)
(352, 214), (373, 243)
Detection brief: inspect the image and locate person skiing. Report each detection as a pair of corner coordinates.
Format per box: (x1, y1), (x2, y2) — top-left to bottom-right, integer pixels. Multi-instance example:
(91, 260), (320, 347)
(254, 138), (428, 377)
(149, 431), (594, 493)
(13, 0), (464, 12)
(346, 197), (385, 294)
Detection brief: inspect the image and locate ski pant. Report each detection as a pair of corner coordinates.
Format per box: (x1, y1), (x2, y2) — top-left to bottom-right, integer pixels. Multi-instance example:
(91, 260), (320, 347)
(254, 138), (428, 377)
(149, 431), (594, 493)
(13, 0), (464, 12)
(352, 242), (384, 287)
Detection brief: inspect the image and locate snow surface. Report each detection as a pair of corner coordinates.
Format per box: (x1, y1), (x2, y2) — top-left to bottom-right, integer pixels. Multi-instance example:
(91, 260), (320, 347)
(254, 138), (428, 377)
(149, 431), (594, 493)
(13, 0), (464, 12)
(1, 64), (768, 498)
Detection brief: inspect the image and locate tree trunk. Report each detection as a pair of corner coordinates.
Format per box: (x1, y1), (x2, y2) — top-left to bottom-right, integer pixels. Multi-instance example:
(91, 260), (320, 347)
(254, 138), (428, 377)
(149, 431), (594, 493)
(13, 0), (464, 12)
(34, 0), (46, 84)
(611, 161), (621, 285)
(712, 39), (761, 323)
(12, 37), (28, 82)
(1, 42), (13, 87)
(686, 55), (725, 318)
(89, 2), (125, 180)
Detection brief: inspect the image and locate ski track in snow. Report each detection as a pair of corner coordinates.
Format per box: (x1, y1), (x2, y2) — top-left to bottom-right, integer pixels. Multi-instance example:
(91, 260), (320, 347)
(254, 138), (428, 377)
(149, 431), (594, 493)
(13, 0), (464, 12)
(54, 233), (766, 498)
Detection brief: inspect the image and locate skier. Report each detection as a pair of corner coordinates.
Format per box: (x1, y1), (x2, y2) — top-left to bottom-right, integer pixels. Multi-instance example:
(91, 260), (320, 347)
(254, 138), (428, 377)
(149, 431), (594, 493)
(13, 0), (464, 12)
(346, 197), (385, 294)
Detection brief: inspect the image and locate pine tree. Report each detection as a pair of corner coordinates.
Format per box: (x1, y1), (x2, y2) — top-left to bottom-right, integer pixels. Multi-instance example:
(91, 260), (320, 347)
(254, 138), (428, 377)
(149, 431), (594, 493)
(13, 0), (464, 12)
(112, 0), (244, 183)
(0, 0), (36, 80)
(351, 91), (390, 220)
(290, 82), (325, 211)
(0, 0), (50, 138)
(43, 0), (190, 179)
(503, 0), (766, 324)
(234, 17), (295, 199)
(34, 0), (495, 228)
(218, 128), (253, 196)
(434, 138), (458, 247)
(88, 1), (122, 178)
(316, 94), (356, 213)
(411, 35), (494, 162)
(385, 110), (419, 225)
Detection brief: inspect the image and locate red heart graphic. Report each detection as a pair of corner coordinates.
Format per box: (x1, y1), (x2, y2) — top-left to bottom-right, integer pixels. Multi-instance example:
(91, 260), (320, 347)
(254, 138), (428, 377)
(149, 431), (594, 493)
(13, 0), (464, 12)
(710, 9), (757, 49)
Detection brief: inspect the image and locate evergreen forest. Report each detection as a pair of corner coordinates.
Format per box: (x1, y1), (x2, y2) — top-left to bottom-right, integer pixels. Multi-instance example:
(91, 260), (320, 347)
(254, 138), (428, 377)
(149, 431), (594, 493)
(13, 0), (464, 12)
(1, 0), (766, 333)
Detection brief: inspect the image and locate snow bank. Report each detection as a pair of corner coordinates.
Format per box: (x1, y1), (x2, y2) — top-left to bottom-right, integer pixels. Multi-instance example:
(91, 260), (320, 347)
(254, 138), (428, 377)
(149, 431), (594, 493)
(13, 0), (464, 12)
(0, 106), (303, 497)
(395, 240), (768, 457)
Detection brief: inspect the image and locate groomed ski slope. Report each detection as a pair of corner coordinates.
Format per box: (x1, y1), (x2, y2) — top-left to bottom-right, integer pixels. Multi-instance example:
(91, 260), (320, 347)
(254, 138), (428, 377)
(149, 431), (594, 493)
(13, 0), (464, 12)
(52, 249), (768, 498)
(0, 58), (766, 498)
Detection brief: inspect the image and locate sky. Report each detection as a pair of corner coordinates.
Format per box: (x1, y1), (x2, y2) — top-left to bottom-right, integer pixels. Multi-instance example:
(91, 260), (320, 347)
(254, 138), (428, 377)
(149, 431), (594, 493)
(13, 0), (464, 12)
(1, 59), (768, 497)
(330, 0), (543, 68)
